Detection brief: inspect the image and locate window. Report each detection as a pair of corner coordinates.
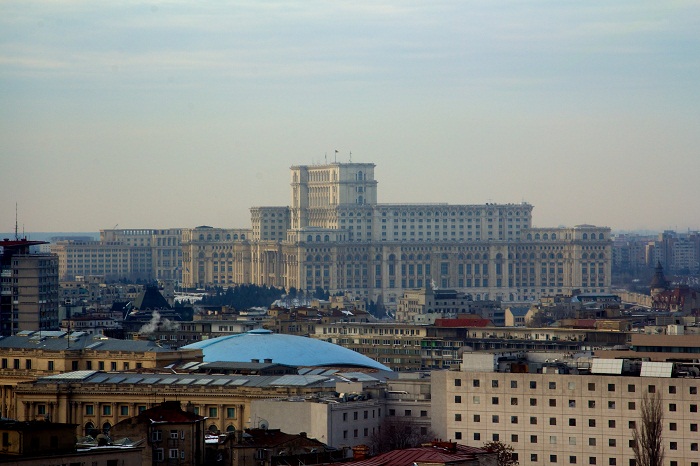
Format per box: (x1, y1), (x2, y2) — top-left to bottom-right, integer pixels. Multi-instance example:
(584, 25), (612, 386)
(530, 381), (537, 389)
(492, 380), (499, 388)
(691, 443), (698, 451)
(155, 449), (164, 461)
(492, 415), (499, 423)
(354, 412), (359, 420)
(511, 416), (518, 424)
(550, 436), (557, 444)
(455, 432), (462, 440)
(343, 413), (347, 421)
(691, 386), (698, 395)
(531, 435), (538, 443)
(628, 402), (636, 410)
(589, 400), (596, 408)
(530, 398), (537, 406)
(120, 406), (129, 416)
(226, 408), (236, 418)
(629, 421), (636, 429)
(454, 378), (462, 387)
(668, 403), (676, 412)
(627, 384), (636, 393)
(647, 385), (655, 393)
(404, 410), (411, 417)
(492, 397), (499, 405)
(669, 422), (676, 431)
(511, 380), (518, 388)
(550, 417), (557, 426)
(420, 410), (427, 417)
(492, 433), (500, 441)
(569, 400), (576, 408)
(607, 384), (615, 392)
(474, 414), (481, 422)
(474, 433), (481, 441)
(608, 401), (615, 409)
(589, 438), (596, 446)
(473, 396), (480, 404)
(608, 460), (616, 466)
(550, 454), (558, 462)
(569, 418), (576, 426)
(152, 430), (162, 442)
(691, 404), (698, 413)
(588, 383), (596, 391)
(668, 385), (676, 394)
(86, 405), (94, 415)
(669, 442), (677, 450)
(454, 414), (462, 422)
(570, 456), (577, 463)
(208, 407), (217, 417)
(589, 419), (596, 427)
(511, 397), (518, 406)
(608, 420), (615, 428)
(102, 405), (111, 415)
(608, 439), (616, 447)
(169, 449), (178, 459)
(454, 395), (461, 403)
(531, 454), (538, 462)
(549, 399), (557, 407)
(549, 382), (557, 389)
(589, 457), (597, 465)
(530, 417), (538, 425)
(691, 423), (698, 432)
(170, 430), (179, 439)
(512, 434), (519, 442)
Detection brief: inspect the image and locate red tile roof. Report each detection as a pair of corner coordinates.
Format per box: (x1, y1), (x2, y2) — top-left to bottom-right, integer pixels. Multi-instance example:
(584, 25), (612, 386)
(346, 443), (488, 466)
(433, 318), (493, 328)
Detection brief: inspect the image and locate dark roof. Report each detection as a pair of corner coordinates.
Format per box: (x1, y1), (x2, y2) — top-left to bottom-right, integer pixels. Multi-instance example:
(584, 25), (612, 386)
(136, 401), (204, 424)
(0, 331), (180, 353)
(133, 285), (171, 310)
(0, 419), (77, 432)
(433, 318), (493, 328)
(241, 429), (326, 448)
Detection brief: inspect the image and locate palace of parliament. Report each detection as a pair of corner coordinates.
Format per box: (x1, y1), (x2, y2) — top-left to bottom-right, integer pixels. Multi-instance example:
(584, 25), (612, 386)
(53, 162), (611, 308)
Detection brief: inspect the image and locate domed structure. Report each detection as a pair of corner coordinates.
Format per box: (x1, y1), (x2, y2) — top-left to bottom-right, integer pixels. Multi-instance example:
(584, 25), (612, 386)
(182, 329), (391, 371)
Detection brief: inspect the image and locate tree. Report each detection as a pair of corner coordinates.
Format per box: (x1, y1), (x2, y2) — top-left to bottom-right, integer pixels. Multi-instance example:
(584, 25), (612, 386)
(482, 440), (518, 466)
(369, 417), (435, 454)
(632, 392), (664, 466)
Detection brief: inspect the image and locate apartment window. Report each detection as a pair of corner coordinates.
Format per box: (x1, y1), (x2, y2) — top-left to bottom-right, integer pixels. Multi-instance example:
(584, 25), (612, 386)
(455, 432), (462, 440)
(511, 397), (518, 406)
(155, 449), (164, 461)
(629, 440), (636, 448)
(669, 442), (677, 450)
(668, 403), (676, 412)
(691, 404), (698, 413)
(570, 456), (577, 464)
(511, 416), (518, 424)
(691, 386), (698, 395)
(512, 434), (519, 443)
(588, 383), (596, 391)
(226, 408), (236, 418)
(530, 381), (537, 389)
(473, 396), (480, 404)
(690, 423), (698, 432)
(404, 410), (411, 417)
(492, 415), (499, 423)
(420, 410), (427, 417)
(549, 382), (557, 389)
(530, 417), (538, 425)
(589, 400), (596, 408)
(48, 360), (54, 371)
(152, 430), (162, 442)
(473, 379), (480, 387)
(550, 455), (558, 462)
(169, 449), (178, 459)
(668, 385), (676, 394)
(102, 405), (111, 416)
(531, 435), (538, 443)
(589, 457), (597, 465)
(354, 412), (359, 420)
(569, 400), (576, 408)
(669, 422), (676, 431)
(549, 399), (557, 407)
(609, 460), (616, 466)
(86, 405), (94, 415)
(607, 384), (615, 392)
(492, 380), (499, 388)
(629, 421), (636, 429)
(492, 433), (500, 441)
(474, 414), (480, 422)
(492, 397), (499, 405)
(454, 414), (462, 422)
(343, 413), (347, 421)
(208, 407), (217, 417)
(474, 433), (481, 441)
(589, 438), (596, 446)
(550, 417), (557, 426)
(98, 361), (105, 370)
(589, 419), (596, 427)
(531, 454), (538, 462)
(511, 380), (518, 388)
(530, 398), (537, 406)
(110, 362), (117, 371)
(569, 418), (576, 427)
(627, 384), (636, 393)
(170, 430), (179, 439)
(691, 443), (698, 451)
(454, 378), (462, 387)
(550, 436), (557, 444)
(120, 406), (129, 416)
(628, 402), (636, 410)
(354, 429), (358, 438)
(647, 385), (655, 393)
(454, 395), (462, 403)
(608, 439), (616, 447)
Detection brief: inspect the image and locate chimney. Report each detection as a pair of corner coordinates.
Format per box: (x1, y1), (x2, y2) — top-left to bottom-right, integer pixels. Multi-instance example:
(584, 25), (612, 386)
(251, 359), (259, 363)
(264, 358), (272, 364)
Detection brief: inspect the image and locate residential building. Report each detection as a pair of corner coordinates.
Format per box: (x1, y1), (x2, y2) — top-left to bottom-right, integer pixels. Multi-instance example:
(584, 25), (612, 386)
(0, 238), (59, 336)
(432, 353), (700, 466)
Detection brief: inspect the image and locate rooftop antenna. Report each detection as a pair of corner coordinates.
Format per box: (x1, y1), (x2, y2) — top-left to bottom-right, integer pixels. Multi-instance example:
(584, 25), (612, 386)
(349, 151), (352, 163)
(334, 149), (338, 163)
(15, 202), (19, 240)
(325, 152), (327, 164)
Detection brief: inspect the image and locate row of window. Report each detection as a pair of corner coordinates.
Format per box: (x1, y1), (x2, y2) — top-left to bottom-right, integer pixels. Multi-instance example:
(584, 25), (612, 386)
(455, 378), (699, 395)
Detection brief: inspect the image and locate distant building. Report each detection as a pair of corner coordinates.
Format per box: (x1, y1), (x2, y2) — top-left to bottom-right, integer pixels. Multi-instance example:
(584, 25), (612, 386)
(0, 238), (59, 336)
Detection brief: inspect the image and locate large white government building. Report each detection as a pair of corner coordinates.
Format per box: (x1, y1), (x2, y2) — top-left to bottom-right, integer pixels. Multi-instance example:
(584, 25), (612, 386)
(180, 162), (611, 308)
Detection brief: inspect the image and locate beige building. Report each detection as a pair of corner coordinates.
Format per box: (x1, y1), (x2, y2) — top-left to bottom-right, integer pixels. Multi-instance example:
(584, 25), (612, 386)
(178, 162), (612, 308)
(432, 354), (699, 466)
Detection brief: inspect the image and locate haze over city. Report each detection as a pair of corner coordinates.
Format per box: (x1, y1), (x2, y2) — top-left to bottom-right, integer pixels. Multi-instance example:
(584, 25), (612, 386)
(1, 1), (699, 233)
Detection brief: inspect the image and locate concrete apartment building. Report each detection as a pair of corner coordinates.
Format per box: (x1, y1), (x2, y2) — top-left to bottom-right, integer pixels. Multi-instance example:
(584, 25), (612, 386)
(0, 238), (59, 336)
(52, 228), (183, 282)
(432, 353), (699, 466)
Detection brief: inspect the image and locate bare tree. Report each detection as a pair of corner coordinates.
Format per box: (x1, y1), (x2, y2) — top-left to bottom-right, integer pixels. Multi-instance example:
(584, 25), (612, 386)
(369, 417), (435, 454)
(632, 392), (664, 466)
(483, 440), (519, 466)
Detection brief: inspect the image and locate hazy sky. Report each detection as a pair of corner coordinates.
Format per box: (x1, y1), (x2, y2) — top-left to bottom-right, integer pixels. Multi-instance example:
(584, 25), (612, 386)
(2, 1), (699, 234)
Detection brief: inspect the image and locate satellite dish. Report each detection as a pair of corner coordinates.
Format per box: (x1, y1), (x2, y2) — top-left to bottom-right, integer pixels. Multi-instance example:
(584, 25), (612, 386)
(259, 420), (269, 430)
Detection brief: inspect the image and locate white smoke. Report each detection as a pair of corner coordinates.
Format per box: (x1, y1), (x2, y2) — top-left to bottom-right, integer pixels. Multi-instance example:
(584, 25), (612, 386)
(138, 310), (180, 334)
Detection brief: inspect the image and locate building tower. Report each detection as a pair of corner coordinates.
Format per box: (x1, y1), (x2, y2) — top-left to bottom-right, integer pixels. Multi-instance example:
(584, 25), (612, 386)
(649, 261), (669, 298)
(0, 238), (59, 336)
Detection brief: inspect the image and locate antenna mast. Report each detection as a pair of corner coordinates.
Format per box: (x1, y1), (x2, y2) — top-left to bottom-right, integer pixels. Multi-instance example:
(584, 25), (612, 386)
(15, 203), (19, 240)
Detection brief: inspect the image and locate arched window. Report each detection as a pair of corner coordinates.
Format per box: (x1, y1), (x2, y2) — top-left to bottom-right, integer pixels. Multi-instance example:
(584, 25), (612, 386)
(85, 422), (96, 436)
(324, 255), (331, 262)
(388, 254), (396, 261)
(582, 233), (588, 240)
(234, 234), (239, 240)
(226, 234), (231, 240)
(102, 422), (111, 433)
(226, 425), (235, 432)
(207, 234), (212, 241)
(209, 425), (219, 433)
(599, 233), (605, 240)
(240, 234), (245, 239)
(199, 234), (205, 240)
(307, 235), (313, 242)
(215, 234), (220, 240)
(535, 233), (540, 240)
(315, 235), (321, 242)
(551, 233), (556, 240)
(543, 233), (548, 240)
(527, 234), (532, 240)
(324, 235), (330, 242)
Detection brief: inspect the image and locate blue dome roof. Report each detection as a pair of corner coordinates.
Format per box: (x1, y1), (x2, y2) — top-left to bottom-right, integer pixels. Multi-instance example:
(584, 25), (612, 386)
(183, 329), (391, 371)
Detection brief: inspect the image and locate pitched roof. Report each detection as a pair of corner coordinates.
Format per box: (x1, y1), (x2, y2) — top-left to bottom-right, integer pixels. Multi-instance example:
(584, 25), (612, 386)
(136, 401), (204, 424)
(433, 318), (493, 328)
(346, 444), (487, 466)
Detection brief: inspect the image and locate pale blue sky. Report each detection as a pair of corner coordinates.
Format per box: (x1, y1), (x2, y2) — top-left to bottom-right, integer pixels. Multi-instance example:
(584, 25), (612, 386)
(1, 1), (699, 233)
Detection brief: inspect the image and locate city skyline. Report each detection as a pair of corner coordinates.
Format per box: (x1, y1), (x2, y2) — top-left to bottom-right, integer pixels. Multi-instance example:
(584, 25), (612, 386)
(2, 1), (699, 233)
